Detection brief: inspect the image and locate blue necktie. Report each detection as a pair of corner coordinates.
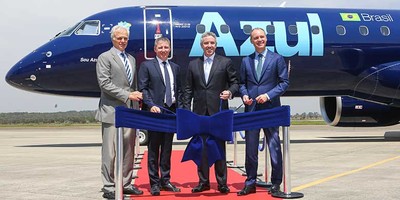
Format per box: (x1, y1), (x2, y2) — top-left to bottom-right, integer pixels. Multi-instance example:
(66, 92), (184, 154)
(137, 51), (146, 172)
(163, 61), (173, 107)
(121, 53), (133, 85)
(256, 54), (263, 81)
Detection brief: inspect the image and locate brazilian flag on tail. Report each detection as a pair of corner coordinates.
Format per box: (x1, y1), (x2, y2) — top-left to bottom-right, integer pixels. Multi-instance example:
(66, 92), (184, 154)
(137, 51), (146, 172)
(340, 13), (361, 21)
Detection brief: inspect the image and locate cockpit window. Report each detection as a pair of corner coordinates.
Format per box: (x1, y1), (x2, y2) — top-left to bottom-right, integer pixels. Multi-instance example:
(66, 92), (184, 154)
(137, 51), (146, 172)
(75, 20), (100, 35)
(56, 22), (82, 38)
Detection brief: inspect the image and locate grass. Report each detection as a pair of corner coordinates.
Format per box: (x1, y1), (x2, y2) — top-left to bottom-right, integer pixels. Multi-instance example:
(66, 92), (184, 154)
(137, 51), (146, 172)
(0, 123), (100, 128)
(291, 120), (326, 125)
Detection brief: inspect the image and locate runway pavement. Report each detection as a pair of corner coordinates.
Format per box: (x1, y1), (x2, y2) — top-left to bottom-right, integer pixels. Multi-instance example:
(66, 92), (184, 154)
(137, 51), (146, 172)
(0, 125), (399, 199)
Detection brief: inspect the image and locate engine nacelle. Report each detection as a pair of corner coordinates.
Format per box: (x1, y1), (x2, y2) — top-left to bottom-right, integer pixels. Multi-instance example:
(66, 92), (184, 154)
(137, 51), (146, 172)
(320, 96), (400, 127)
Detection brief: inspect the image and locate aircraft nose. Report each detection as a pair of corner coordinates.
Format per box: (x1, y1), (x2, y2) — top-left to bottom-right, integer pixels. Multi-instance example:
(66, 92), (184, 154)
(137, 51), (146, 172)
(5, 51), (43, 92)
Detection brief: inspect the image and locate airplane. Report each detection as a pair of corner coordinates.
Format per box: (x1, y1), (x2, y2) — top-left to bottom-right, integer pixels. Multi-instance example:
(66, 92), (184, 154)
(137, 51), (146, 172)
(5, 6), (400, 131)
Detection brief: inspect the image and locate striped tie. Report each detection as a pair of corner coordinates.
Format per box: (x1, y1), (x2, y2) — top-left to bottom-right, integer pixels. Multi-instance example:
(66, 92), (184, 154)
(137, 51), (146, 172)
(120, 53), (133, 85)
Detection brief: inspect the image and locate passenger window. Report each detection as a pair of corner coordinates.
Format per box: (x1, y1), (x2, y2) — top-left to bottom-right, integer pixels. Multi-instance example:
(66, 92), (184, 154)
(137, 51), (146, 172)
(311, 25), (320, 34)
(196, 24), (206, 34)
(266, 25), (275, 35)
(220, 24), (230, 34)
(359, 26), (369, 36)
(75, 20), (100, 35)
(380, 26), (390, 36)
(243, 25), (252, 35)
(336, 25), (346, 35)
(288, 25), (297, 35)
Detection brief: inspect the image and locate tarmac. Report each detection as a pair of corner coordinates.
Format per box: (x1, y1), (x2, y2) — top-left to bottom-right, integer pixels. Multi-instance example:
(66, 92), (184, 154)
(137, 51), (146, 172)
(0, 125), (399, 200)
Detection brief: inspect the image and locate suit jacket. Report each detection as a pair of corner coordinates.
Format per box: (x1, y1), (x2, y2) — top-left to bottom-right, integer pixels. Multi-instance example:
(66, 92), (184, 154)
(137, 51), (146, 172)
(239, 49), (289, 111)
(138, 58), (183, 109)
(184, 54), (239, 115)
(95, 47), (139, 124)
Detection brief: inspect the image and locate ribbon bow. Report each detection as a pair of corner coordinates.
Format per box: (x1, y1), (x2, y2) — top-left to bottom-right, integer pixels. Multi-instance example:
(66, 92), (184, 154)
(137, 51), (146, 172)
(176, 109), (233, 167)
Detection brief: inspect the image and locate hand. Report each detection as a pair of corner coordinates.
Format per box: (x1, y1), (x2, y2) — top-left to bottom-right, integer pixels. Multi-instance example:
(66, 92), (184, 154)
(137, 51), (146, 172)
(150, 106), (161, 113)
(242, 95), (253, 105)
(255, 94), (269, 104)
(219, 90), (231, 100)
(129, 91), (142, 102)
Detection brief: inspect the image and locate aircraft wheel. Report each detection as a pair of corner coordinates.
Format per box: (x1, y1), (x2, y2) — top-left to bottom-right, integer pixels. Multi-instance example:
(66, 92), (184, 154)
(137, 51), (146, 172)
(138, 129), (148, 146)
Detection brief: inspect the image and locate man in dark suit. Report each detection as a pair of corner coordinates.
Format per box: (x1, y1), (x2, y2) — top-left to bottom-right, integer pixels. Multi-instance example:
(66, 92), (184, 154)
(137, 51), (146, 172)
(138, 37), (182, 196)
(183, 31), (239, 194)
(237, 28), (289, 196)
(95, 23), (144, 199)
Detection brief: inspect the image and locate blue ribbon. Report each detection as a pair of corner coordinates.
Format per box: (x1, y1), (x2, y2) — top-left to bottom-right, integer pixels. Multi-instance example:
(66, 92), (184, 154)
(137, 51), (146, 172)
(115, 106), (290, 167)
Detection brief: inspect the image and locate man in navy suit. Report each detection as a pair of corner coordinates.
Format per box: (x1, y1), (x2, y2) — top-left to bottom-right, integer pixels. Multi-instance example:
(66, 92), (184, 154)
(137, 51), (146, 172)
(138, 37), (182, 196)
(237, 28), (289, 196)
(183, 31), (239, 194)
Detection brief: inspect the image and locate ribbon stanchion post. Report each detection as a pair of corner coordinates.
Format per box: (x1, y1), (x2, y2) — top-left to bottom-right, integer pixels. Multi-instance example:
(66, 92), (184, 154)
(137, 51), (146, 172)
(135, 130), (143, 158)
(227, 130), (244, 168)
(115, 127), (124, 200)
(133, 130), (142, 173)
(272, 126), (304, 198)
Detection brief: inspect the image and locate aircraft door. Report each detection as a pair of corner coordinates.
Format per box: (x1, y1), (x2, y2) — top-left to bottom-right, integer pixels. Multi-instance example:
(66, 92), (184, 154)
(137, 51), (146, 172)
(143, 7), (173, 60)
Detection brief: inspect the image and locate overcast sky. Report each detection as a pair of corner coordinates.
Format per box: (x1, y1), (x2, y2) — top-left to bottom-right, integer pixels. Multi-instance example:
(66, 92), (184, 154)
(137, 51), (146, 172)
(0, 0), (398, 114)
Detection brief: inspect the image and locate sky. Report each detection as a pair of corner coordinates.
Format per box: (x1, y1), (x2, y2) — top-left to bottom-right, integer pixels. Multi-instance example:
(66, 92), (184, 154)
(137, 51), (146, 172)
(0, 0), (398, 114)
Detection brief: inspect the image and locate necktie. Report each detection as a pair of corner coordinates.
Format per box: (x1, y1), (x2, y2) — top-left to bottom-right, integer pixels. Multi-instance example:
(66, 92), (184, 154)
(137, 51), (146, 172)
(256, 54), (263, 81)
(162, 61), (173, 107)
(204, 57), (212, 83)
(121, 53), (133, 85)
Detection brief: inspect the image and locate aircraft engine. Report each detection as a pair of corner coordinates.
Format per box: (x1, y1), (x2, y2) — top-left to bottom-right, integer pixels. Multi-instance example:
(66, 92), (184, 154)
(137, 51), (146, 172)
(319, 96), (400, 127)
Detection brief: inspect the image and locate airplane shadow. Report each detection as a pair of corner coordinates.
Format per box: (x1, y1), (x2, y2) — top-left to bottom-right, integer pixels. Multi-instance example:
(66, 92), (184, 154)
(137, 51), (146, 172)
(17, 136), (399, 148)
(290, 136), (390, 144)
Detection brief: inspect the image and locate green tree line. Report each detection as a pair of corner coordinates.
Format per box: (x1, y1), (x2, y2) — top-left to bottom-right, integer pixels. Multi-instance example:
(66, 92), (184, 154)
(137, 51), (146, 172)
(231, 107), (322, 120)
(0, 110), (322, 125)
(0, 110), (97, 124)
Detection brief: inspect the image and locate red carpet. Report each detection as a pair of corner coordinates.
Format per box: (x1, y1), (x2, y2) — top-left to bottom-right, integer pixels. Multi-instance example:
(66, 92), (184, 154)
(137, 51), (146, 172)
(130, 150), (281, 199)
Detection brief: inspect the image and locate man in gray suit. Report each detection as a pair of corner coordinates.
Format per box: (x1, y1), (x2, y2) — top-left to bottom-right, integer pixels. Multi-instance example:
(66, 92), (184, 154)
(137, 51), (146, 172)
(95, 23), (143, 199)
(183, 31), (239, 194)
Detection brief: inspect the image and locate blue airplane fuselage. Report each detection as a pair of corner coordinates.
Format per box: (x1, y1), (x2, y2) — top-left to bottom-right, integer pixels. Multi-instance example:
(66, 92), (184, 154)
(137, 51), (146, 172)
(6, 6), (400, 126)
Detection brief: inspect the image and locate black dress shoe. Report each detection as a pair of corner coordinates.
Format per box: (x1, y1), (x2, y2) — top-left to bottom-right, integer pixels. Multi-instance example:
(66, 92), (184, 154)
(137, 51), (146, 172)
(217, 185), (230, 194)
(150, 185), (160, 196)
(123, 185), (143, 195)
(102, 191), (115, 199)
(191, 183), (211, 193)
(237, 185), (256, 196)
(268, 184), (280, 194)
(161, 182), (181, 192)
